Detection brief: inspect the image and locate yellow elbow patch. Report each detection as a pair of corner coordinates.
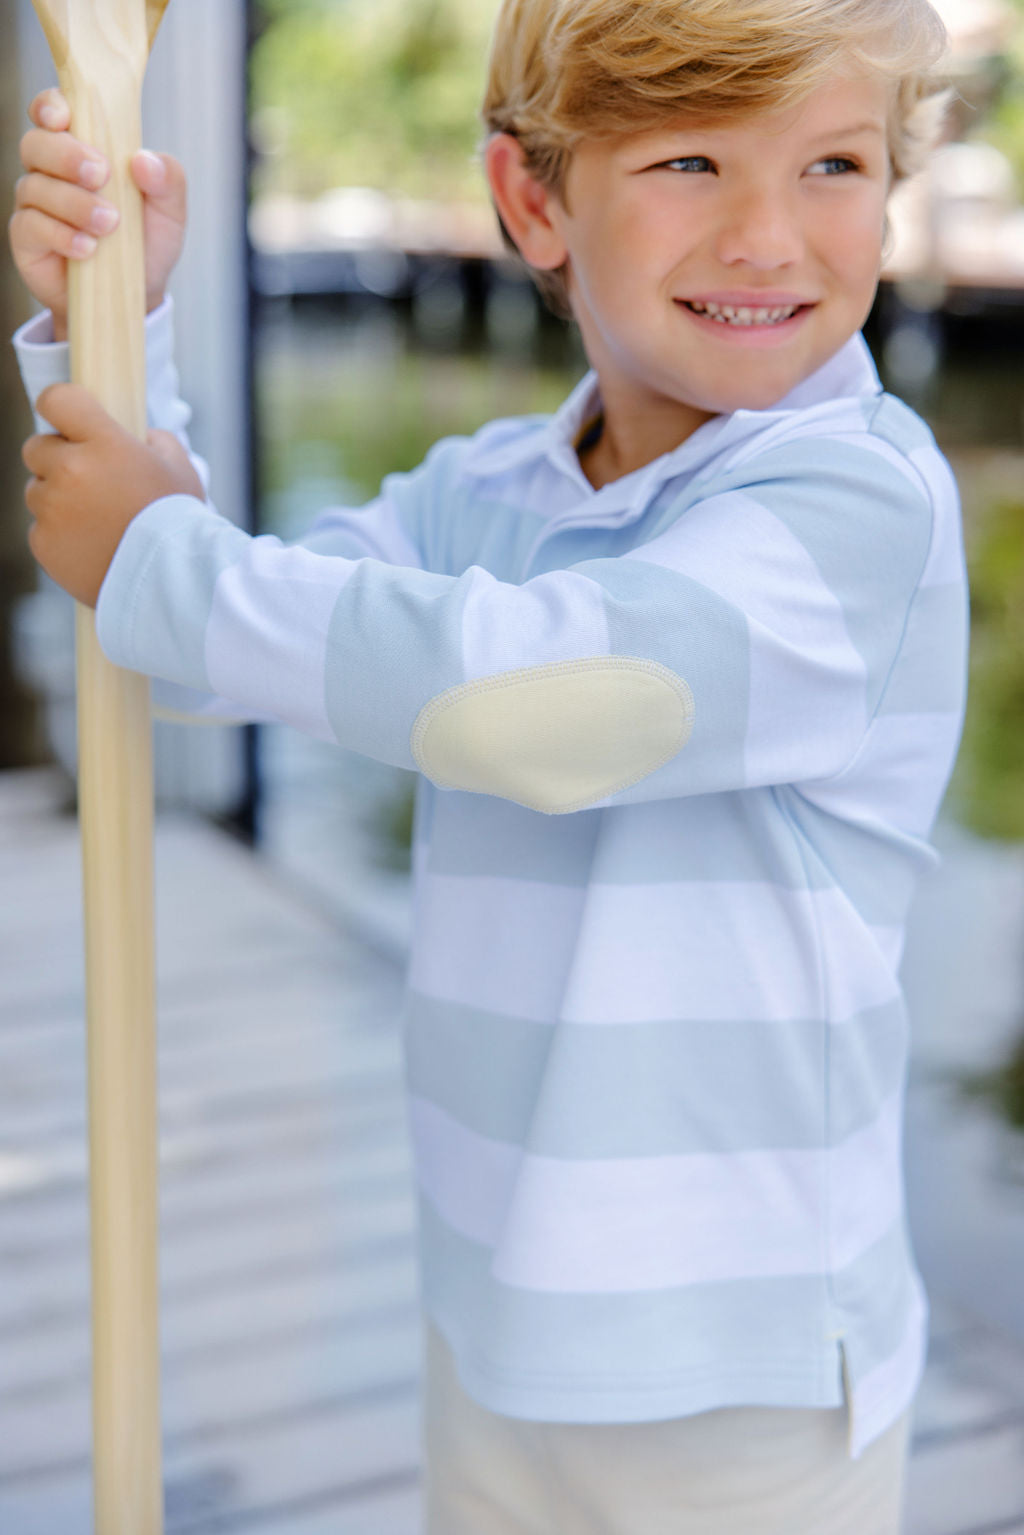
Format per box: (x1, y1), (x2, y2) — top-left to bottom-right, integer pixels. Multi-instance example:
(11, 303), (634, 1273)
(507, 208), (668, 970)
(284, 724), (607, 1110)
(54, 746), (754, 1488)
(411, 657), (695, 815)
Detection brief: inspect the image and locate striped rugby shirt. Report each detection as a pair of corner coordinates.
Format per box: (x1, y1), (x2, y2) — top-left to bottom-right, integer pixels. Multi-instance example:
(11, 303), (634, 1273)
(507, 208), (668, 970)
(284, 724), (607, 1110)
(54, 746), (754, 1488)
(15, 296), (969, 1459)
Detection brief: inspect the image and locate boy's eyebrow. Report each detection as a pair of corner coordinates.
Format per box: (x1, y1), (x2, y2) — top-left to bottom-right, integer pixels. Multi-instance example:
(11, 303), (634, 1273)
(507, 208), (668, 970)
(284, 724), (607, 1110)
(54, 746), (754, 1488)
(810, 122), (885, 140)
(646, 119), (886, 143)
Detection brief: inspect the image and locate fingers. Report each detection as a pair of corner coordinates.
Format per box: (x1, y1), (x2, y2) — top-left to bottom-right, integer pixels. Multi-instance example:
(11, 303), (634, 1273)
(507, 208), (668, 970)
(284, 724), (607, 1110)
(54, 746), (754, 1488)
(20, 114), (109, 192)
(146, 428), (180, 464)
(131, 149), (187, 224)
(34, 383), (118, 444)
(22, 430), (61, 480)
(13, 171), (119, 249)
(30, 88), (70, 133)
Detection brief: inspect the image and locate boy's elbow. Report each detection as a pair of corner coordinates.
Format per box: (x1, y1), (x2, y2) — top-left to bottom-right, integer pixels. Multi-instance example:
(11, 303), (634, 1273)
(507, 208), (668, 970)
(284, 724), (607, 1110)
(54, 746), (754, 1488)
(411, 656), (694, 814)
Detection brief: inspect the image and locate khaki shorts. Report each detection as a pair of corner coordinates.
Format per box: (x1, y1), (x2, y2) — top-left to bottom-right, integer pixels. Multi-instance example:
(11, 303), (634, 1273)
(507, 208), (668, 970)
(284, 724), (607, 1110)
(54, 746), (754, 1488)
(422, 1324), (912, 1535)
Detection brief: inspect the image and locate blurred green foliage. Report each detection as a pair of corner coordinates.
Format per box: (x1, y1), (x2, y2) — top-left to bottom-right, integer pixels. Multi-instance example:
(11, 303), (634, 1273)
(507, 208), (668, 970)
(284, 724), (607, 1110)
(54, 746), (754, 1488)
(251, 0), (1024, 203)
(251, 0), (500, 202)
(978, 0), (1024, 192)
(960, 1033), (1024, 1131)
(951, 498), (1024, 842)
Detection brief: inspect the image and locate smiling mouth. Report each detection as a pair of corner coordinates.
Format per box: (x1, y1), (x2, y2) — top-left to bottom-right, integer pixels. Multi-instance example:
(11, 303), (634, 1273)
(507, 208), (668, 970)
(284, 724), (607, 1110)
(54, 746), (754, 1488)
(682, 300), (814, 327)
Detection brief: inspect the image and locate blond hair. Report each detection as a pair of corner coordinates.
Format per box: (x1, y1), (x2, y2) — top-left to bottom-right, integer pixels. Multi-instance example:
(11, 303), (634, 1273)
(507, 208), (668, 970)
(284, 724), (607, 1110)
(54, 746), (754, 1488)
(482, 0), (953, 316)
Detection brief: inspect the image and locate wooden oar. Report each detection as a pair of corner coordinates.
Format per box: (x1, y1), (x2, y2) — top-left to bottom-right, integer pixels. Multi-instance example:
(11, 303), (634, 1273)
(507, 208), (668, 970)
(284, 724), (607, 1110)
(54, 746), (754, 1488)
(28, 3), (171, 1531)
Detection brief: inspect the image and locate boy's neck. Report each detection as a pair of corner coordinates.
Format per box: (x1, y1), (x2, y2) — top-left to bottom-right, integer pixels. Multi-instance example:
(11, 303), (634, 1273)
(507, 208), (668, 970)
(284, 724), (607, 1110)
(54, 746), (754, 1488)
(577, 380), (718, 490)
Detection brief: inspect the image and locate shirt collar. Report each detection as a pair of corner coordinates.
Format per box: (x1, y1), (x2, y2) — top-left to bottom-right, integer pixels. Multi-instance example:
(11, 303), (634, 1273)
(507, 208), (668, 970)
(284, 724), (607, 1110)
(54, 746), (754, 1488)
(463, 331), (884, 487)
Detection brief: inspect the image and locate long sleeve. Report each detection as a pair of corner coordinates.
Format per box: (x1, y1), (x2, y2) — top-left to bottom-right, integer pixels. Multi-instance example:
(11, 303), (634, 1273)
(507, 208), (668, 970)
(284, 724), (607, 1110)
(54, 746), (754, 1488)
(12, 297), (431, 727)
(92, 419), (956, 814)
(13, 297), (212, 499)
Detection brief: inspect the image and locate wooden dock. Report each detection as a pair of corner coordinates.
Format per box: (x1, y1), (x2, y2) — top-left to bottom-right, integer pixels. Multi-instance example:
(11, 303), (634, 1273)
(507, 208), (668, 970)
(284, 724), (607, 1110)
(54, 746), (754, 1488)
(1, 767), (1023, 1534)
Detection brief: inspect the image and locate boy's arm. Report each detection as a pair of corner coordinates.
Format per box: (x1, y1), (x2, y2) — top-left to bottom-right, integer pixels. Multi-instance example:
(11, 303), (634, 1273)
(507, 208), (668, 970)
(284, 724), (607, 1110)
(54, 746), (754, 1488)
(12, 296), (431, 572)
(14, 297), (211, 497)
(88, 428), (967, 818)
(12, 300), (427, 728)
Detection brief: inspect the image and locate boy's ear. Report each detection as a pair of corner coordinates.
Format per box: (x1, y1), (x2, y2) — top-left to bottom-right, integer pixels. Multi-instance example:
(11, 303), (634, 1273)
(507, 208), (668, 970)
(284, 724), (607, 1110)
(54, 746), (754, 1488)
(484, 134), (569, 272)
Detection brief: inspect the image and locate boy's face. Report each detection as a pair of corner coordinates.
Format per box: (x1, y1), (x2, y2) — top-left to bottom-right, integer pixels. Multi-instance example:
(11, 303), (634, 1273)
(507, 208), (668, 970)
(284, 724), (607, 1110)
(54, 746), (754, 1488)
(547, 73), (893, 442)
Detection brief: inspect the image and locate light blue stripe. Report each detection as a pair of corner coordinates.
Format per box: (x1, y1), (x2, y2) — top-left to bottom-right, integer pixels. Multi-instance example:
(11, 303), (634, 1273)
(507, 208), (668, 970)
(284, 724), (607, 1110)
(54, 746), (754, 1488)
(834, 1219), (923, 1383)
(404, 993), (908, 1157)
(417, 1194), (844, 1422)
(577, 558), (751, 798)
(421, 788), (825, 888)
(734, 441), (933, 714)
(868, 394), (938, 458)
(422, 788), (603, 883)
(96, 498), (247, 689)
(411, 437), (548, 579)
(592, 792), (822, 887)
(435, 489), (546, 580)
(529, 522), (636, 577)
(323, 560), (468, 770)
(780, 787), (925, 927)
(877, 582), (969, 716)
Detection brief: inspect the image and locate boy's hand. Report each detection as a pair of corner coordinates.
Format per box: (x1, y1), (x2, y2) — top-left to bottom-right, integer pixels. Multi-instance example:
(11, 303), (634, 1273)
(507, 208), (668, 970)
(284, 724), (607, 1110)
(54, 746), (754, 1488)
(23, 384), (206, 609)
(9, 88), (187, 343)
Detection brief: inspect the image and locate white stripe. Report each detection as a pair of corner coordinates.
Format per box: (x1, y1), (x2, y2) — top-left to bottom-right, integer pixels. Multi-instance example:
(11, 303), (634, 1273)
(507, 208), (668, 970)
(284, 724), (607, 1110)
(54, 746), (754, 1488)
(461, 567), (611, 681)
(306, 495), (423, 567)
(410, 1095), (522, 1248)
(410, 1090), (904, 1292)
(722, 403), (874, 469)
(409, 874), (901, 1024)
(867, 923), (905, 975)
(847, 1269), (928, 1459)
(825, 713), (965, 839)
(625, 492), (868, 782)
(625, 491), (859, 659)
(908, 448), (966, 590)
(804, 432), (931, 499)
(408, 873), (588, 1021)
(206, 541), (351, 740)
(830, 1091), (905, 1271)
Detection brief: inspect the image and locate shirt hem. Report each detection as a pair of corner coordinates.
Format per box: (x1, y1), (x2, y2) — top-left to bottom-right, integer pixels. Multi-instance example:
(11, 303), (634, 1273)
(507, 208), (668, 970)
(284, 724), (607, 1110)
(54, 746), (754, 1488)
(430, 1317), (846, 1427)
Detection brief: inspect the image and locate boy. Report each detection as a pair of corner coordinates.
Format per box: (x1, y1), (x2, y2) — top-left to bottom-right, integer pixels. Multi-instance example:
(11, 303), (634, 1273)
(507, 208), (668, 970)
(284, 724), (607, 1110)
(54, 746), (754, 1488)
(10, 0), (968, 1529)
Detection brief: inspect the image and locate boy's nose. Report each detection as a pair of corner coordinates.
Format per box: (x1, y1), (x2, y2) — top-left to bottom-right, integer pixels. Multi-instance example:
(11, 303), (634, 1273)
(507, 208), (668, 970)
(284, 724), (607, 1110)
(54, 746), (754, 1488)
(713, 192), (805, 270)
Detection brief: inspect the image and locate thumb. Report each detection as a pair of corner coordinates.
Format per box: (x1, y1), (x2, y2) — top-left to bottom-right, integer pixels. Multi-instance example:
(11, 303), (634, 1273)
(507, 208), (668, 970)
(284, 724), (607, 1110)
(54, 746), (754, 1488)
(147, 429), (187, 467)
(132, 150), (186, 214)
(36, 383), (118, 443)
(147, 430), (206, 497)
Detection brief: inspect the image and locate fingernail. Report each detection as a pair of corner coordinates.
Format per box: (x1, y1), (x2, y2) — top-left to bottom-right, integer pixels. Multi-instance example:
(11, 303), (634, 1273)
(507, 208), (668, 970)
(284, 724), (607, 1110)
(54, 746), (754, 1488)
(79, 158), (107, 189)
(138, 150), (164, 185)
(71, 233), (98, 258)
(90, 203), (119, 235)
(41, 105), (63, 129)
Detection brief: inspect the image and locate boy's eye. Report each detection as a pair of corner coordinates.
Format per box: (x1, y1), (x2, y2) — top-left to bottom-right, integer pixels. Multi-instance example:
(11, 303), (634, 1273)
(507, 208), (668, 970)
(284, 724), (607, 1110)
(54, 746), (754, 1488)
(809, 157), (861, 176)
(659, 156), (716, 174)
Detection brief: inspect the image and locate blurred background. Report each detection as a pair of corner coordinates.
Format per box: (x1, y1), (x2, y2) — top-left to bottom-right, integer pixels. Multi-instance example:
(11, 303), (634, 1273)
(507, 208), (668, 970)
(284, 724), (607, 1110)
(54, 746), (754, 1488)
(1, 0), (1024, 1531)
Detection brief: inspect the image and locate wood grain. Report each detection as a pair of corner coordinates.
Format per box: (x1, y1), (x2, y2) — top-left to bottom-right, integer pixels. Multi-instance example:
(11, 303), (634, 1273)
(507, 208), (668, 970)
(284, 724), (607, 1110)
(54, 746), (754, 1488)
(28, 3), (173, 1533)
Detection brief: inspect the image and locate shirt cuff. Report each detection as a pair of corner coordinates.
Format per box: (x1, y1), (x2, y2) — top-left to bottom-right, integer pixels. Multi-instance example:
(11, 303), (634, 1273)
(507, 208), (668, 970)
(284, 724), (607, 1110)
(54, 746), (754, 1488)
(12, 296), (176, 434)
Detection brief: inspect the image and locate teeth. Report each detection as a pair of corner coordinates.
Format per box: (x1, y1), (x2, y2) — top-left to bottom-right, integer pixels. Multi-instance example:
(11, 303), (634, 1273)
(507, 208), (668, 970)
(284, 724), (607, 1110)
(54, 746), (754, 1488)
(688, 301), (800, 326)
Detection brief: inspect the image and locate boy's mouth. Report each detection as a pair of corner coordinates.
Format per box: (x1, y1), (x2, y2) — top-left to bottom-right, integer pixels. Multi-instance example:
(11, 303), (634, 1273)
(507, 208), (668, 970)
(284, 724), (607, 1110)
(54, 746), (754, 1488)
(682, 300), (813, 328)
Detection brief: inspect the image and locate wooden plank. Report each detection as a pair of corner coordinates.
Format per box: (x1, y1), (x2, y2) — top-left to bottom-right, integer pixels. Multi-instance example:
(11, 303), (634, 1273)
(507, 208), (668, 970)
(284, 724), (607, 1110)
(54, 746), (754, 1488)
(0, 1132), (411, 1276)
(0, 1193), (417, 1399)
(905, 1420), (1024, 1535)
(0, 1096), (409, 1263)
(230, 1484), (421, 1535)
(0, 1017), (405, 1143)
(1, 1302), (422, 1484)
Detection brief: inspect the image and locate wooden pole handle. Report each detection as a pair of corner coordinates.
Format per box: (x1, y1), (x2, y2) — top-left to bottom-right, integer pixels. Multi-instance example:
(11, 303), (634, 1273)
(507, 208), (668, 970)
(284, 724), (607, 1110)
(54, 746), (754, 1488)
(29, 3), (171, 1531)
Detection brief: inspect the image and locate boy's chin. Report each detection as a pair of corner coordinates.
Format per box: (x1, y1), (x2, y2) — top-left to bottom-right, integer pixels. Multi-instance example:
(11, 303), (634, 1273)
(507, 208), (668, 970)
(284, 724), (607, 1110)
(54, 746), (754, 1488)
(700, 357), (839, 415)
